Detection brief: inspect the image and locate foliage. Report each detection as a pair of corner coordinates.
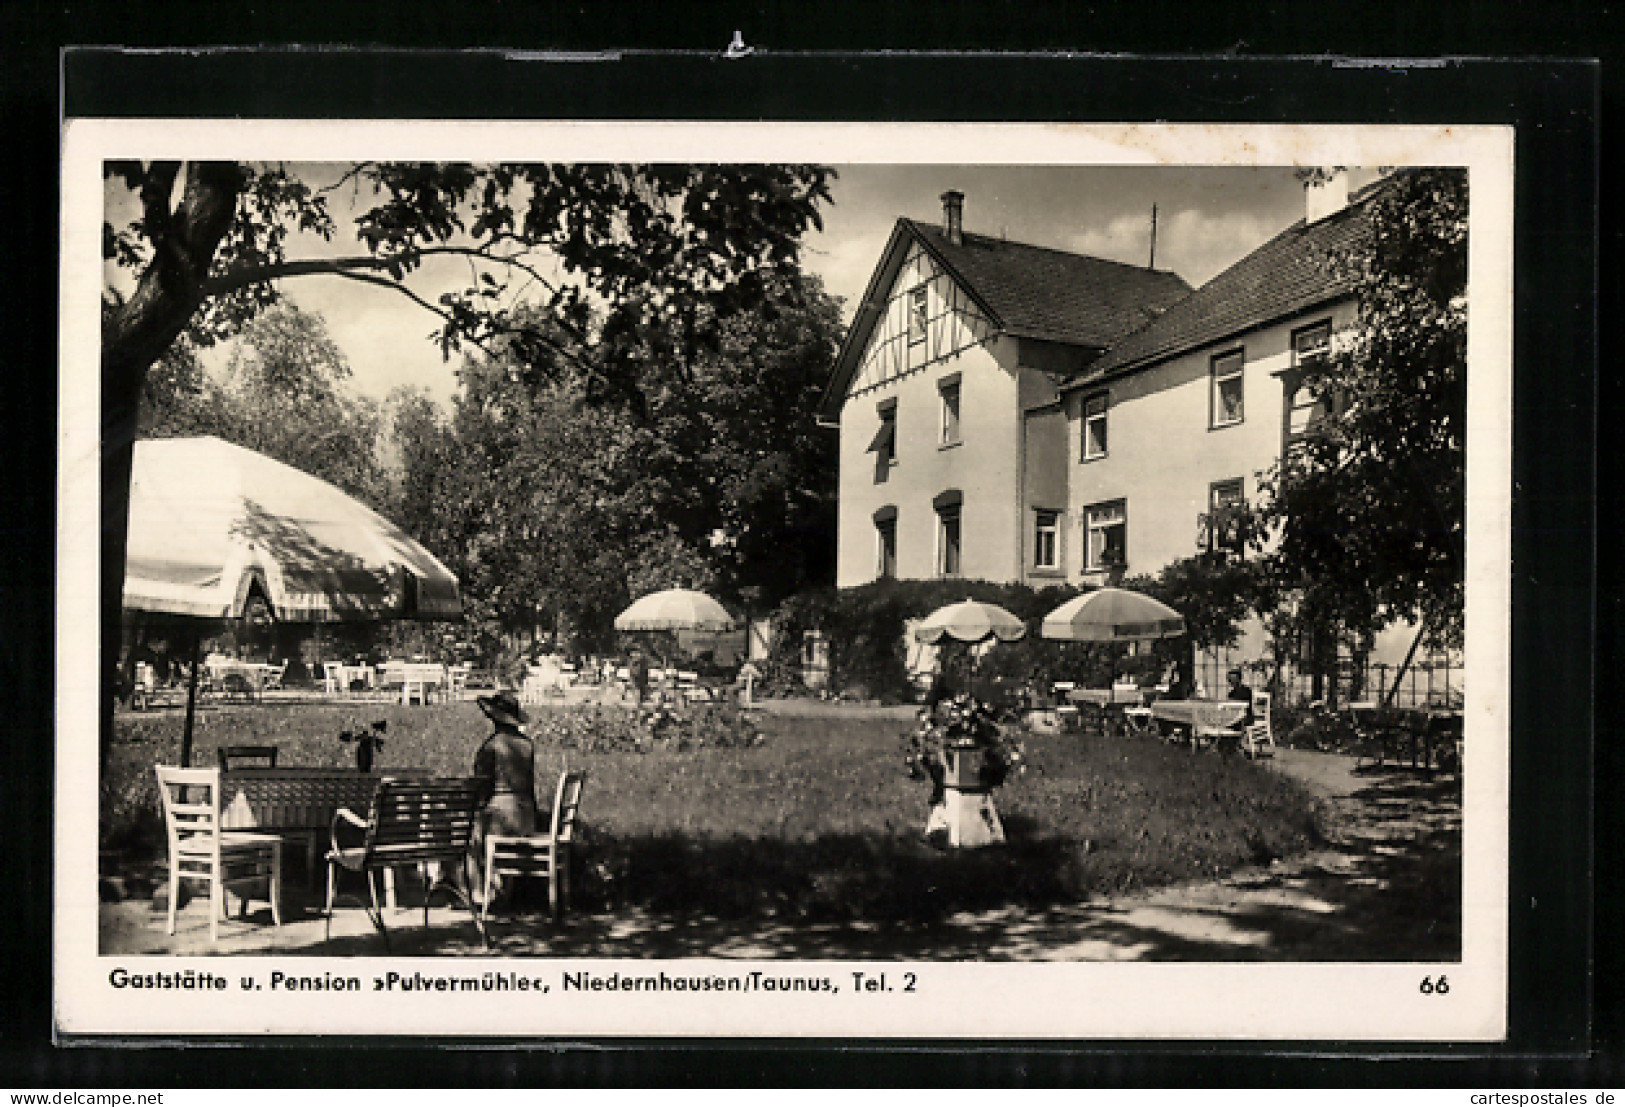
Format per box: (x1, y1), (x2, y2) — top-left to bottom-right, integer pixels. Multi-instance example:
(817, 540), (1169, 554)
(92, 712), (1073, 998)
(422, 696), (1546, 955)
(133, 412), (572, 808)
(384, 269), (844, 654)
(134, 302), (388, 508)
(901, 694), (1027, 794)
(1251, 168), (1468, 653)
(1123, 554), (1261, 653)
(528, 702), (765, 754)
(766, 578), (1093, 704)
(103, 702), (1324, 921)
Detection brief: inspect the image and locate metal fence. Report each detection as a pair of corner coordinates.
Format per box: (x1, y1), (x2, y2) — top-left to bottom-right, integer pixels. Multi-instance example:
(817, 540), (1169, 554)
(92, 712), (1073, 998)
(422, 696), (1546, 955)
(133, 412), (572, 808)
(1196, 653), (1462, 709)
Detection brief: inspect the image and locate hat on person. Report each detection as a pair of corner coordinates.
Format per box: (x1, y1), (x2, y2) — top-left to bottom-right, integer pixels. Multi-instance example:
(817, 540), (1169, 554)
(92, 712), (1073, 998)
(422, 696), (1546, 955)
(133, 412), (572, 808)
(477, 690), (528, 728)
(1227, 667), (1244, 681)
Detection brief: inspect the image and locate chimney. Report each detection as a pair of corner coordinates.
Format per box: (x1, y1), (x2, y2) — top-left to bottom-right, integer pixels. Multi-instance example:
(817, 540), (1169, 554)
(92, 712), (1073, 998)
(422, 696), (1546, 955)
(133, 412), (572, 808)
(940, 189), (964, 245)
(1303, 168), (1349, 225)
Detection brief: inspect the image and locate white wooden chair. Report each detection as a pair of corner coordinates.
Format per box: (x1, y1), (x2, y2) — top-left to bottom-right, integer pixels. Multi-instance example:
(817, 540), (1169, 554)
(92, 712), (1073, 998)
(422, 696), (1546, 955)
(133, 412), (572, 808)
(1245, 691), (1276, 758)
(155, 766), (282, 942)
(481, 770), (588, 924)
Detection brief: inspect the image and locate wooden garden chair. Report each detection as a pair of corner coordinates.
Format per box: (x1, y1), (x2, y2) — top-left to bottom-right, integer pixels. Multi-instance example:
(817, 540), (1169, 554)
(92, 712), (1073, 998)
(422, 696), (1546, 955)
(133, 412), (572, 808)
(481, 770), (588, 926)
(216, 745), (279, 770)
(154, 766), (282, 943)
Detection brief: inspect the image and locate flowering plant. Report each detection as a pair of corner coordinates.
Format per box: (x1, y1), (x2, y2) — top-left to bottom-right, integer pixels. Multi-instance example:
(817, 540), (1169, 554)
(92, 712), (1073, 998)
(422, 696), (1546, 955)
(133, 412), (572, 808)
(901, 694), (1026, 797)
(338, 719), (387, 772)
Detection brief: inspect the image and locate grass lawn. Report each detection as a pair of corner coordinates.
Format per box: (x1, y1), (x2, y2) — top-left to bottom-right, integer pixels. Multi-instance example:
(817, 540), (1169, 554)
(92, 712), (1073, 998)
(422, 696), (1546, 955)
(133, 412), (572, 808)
(103, 700), (1324, 925)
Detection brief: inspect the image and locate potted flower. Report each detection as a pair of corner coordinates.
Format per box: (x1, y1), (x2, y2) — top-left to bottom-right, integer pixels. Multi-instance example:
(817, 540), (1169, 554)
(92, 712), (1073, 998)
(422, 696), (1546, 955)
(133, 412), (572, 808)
(902, 694), (1026, 847)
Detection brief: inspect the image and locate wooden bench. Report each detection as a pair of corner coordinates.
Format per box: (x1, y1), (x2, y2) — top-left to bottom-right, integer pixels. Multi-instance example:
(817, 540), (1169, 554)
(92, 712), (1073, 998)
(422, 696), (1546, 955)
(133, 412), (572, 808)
(222, 768), (428, 888)
(324, 776), (484, 949)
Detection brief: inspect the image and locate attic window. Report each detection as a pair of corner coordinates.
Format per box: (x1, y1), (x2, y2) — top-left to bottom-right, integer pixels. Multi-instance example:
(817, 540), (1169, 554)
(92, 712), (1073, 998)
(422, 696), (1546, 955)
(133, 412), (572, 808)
(907, 287), (928, 345)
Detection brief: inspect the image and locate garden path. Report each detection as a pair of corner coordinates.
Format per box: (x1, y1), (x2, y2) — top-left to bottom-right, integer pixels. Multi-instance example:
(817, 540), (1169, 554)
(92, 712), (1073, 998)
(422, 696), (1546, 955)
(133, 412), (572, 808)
(99, 747), (1460, 961)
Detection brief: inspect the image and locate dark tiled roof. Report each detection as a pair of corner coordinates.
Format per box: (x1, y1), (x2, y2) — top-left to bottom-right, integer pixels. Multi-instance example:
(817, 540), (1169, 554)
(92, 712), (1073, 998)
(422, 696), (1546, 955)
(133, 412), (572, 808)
(906, 220), (1193, 348)
(1079, 185), (1382, 382)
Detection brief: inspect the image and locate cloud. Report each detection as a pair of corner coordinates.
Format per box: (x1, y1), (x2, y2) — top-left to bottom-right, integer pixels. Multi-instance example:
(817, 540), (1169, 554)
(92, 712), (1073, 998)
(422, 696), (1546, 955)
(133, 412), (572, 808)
(1063, 208), (1287, 288)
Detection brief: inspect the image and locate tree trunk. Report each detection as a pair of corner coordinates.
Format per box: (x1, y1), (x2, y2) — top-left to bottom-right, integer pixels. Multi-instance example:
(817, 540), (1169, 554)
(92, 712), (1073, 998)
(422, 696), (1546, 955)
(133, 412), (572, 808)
(100, 162), (246, 765)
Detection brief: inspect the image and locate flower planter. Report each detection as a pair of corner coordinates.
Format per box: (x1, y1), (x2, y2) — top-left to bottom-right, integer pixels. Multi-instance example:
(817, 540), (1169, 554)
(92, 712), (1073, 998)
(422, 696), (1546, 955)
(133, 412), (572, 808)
(926, 743), (1005, 849)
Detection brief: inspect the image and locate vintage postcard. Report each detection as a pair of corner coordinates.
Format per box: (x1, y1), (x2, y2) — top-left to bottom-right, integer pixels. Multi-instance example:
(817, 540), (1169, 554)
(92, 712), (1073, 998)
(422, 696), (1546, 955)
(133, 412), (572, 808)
(58, 120), (1513, 1039)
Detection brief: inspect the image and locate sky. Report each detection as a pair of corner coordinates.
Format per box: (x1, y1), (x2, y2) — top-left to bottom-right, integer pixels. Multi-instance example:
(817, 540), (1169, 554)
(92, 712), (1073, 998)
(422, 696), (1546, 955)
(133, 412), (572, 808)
(109, 165), (1377, 408)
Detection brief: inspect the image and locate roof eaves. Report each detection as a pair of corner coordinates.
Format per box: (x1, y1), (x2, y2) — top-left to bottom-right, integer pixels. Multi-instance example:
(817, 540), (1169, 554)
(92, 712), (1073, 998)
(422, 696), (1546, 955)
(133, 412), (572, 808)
(1059, 287), (1358, 394)
(817, 221), (918, 422)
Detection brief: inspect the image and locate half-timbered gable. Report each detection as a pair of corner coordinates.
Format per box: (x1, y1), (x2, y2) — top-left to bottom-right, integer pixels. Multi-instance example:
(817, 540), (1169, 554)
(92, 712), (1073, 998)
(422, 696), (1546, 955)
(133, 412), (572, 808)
(822, 192), (1191, 589)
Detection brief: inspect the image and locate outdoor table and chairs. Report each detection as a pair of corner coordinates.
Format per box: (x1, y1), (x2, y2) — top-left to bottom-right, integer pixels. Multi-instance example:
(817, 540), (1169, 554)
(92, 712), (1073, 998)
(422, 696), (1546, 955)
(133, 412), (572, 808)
(325, 662), (378, 696)
(204, 660), (278, 701)
(1345, 703), (1463, 772)
(1067, 686), (1146, 736)
(219, 766), (430, 892)
(1149, 699), (1249, 749)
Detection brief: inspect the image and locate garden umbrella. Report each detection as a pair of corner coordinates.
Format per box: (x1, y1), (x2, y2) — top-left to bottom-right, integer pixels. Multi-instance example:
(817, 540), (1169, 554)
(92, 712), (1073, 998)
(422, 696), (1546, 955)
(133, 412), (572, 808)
(913, 599), (1027, 645)
(123, 436), (463, 763)
(613, 588), (736, 633)
(1039, 587), (1185, 642)
(614, 587), (737, 670)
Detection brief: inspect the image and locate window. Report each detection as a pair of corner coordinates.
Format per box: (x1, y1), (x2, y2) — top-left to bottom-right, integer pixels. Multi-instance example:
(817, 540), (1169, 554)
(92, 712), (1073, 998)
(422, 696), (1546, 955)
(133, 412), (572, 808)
(875, 515), (898, 579)
(933, 491), (963, 577)
(1211, 350), (1244, 427)
(938, 375), (962, 446)
(1033, 509), (1060, 570)
(1285, 321), (1334, 445)
(1082, 393), (1108, 460)
(907, 286), (928, 345)
(867, 400), (897, 470)
(938, 508), (961, 576)
(1206, 479), (1246, 557)
(1085, 500), (1127, 572)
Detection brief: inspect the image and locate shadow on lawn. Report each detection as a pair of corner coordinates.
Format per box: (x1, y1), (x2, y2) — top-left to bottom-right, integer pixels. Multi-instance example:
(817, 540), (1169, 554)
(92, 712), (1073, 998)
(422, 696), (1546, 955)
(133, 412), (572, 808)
(103, 763), (1459, 961)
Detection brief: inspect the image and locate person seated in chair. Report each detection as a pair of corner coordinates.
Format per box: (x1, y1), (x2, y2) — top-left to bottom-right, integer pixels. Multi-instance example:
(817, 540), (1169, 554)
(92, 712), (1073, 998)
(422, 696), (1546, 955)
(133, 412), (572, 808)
(469, 691), (537, 909)
(1224, 667), (1256, 728)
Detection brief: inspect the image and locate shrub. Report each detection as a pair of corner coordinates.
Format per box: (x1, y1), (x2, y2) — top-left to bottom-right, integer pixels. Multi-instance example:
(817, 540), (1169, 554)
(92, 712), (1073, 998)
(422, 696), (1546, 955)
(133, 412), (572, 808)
(528, 702), (764, 754)
(766, 578), (1095, 704)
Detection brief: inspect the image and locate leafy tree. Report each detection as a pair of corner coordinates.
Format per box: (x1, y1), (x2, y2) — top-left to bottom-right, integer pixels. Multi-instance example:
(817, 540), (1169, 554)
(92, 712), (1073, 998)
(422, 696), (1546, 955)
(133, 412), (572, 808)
(1251, 167), (1468, 699)
(99, 161), (835, 715)
(213, 304), (386, 505)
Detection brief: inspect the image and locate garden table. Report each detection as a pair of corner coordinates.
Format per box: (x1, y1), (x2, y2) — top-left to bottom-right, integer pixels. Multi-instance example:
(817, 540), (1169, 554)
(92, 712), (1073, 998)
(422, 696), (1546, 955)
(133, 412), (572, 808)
(205, 661), (276, 701)
(220, 767), (429, 896)
(1150, 699), (1247, 745)
(1067, 687), (1144, 735)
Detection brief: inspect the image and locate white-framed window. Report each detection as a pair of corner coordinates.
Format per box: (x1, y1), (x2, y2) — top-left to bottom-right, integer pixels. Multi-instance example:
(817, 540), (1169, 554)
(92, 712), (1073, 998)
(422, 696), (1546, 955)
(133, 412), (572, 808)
(1033, 509), (1060, 570)
(1285, 321), (1334, 445)
(937, 505), (962, 577)
(1206, 478), (1246, 557)
(1211, 349), (1245, 428)
(868, 399), (897, 471)
(875, 516), (898, 579)
(939, 376), (962, 446)
(1082, 392), (1108, 460)
(1085, 499), (1127, 572)
(907, 286), (928, 345)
